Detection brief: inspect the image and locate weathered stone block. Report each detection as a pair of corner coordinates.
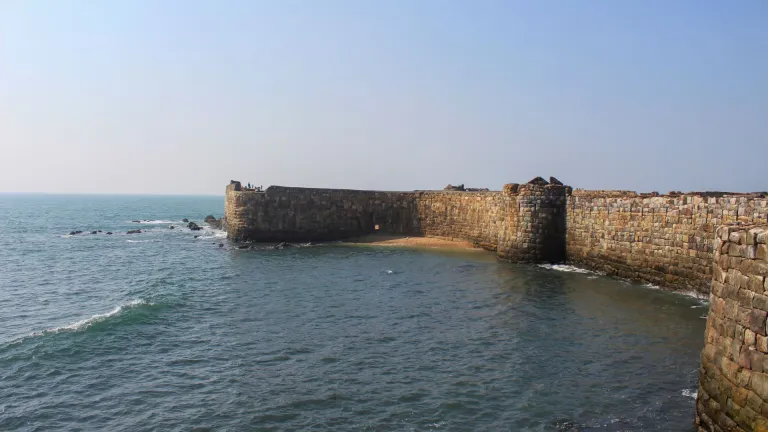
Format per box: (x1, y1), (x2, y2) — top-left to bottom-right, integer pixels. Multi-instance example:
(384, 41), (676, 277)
(751, 309), (768, 335)
(742, 289), (756, 308)
(759, 245), (768, 261)
(753, 351), (766, 373)
(731, 232), (743, 244)
(747, 329), (757, 346)
(755, 295), (768, 312)
(752, 372), (768, 401)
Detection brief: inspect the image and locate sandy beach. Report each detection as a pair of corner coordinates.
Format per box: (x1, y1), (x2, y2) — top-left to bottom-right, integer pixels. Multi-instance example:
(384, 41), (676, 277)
(345, 234), (482, 251)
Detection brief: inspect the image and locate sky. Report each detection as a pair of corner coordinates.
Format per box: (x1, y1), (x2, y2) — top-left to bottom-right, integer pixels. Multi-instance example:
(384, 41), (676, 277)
(1, 1), (766, 195)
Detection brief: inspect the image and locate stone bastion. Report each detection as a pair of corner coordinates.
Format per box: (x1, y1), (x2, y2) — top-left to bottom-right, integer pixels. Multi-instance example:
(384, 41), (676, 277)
(224, 177), (768, 429)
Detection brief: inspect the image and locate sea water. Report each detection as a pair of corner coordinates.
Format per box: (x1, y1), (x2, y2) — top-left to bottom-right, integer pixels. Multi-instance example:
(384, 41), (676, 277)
(0, 194), (706, 431)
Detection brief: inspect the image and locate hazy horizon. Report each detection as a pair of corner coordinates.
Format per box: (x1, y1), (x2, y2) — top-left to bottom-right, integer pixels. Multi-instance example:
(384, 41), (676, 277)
(2, 1), (766, 195)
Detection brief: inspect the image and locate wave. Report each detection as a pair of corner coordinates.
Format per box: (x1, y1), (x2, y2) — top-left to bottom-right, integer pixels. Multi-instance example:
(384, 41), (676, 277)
(641, 282), (709, 304)
(5, 300), (154, 347)
(681, 389), (697, 399)
(44, 299), (152, 334)
(195, 228), (227, 240)
(538, 264), (595, 274)
(130, 220), (176, 224)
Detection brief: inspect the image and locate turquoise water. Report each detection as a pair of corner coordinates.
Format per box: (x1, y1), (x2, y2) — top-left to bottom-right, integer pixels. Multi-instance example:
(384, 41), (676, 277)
(0, 194), (706, 431)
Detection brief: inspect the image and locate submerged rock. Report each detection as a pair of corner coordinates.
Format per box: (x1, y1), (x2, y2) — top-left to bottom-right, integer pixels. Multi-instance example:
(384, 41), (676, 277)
(69, 230), (83, 235)
(90, 231), (98, 235)
(126, 229), (142, 234)
(106, 232), (113, 235)
(98, 230), (102, 233)
(219, 243), (224, 248)
(131, 220), (140, 223)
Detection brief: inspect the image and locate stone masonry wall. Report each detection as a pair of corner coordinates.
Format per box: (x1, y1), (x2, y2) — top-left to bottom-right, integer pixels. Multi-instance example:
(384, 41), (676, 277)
(225, 183), (420, 242)
(413, 190), (512, 251)
(225, 180), (569, 263)
(567, 191), (768, 294)
(500, 184), (568, 262)
(696, 225), (768, 432)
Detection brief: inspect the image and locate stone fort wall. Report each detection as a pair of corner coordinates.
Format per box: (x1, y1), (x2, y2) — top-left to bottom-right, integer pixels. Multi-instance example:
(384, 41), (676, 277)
(567, 191), (768, 295)
(697, 225), (768, 431)
(225, 180), (768, 427)
(226, 180), (766, 290)
(224, 180), (568, 263)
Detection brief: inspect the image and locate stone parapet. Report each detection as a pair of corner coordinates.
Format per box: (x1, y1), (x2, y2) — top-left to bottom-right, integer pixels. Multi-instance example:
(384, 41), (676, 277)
(566, 193), (768, 294)
(224, 177), (570, 263)
(697, 225), (768, 432)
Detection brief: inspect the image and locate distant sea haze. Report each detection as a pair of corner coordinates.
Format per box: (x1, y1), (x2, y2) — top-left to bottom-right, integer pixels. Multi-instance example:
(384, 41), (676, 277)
(0, 194), (705, 431)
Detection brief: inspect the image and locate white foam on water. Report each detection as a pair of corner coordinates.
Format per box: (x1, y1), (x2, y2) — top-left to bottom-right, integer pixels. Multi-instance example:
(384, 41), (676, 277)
(195, 228), (227, 240)
(34, 299), (151, 336)
(131, 220), (175, 224)
(640, 282), (710, 304)
(682, 389), (697, 399)
(126, 240), (151, 243)
(538, 264), (595, 274)
(385, 270), (394, 274)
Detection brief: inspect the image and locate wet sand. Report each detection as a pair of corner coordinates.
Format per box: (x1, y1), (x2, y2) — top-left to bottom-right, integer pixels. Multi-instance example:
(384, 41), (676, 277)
(346, 234), (481, 251)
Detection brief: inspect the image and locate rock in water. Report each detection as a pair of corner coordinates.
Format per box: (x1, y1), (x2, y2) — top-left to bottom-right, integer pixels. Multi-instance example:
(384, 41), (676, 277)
(169, 225), (175, 229)
(106, 232), (113, 235)
(131, 220), (140, 223)
(187, 222), (202, 231)
(194, 235), (201, 239)
(69, 230), (83, 235)
(182, 218), (189, 223)
(274, 242), (292, 250)
(90, 231), (98, 235)
(204, 215), (222, 229)
(126, 229), (142, 234)
(219, 243), (224, 248)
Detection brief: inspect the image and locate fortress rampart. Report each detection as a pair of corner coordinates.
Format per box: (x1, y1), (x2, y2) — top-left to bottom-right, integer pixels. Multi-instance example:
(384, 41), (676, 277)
(697, 225), (768, 431)
(224, 179), (568, 263)
(225, 179), (766, 292)
(224, 178), (768, 428)
(568, 191), (768, 295)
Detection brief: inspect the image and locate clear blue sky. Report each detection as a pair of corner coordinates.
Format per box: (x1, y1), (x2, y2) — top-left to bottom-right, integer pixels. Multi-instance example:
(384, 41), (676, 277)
(1, 0), (766, 194)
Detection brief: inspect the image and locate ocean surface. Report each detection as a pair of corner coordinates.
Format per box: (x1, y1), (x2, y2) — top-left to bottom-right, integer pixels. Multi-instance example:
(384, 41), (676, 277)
(0, 194), (707, 431)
